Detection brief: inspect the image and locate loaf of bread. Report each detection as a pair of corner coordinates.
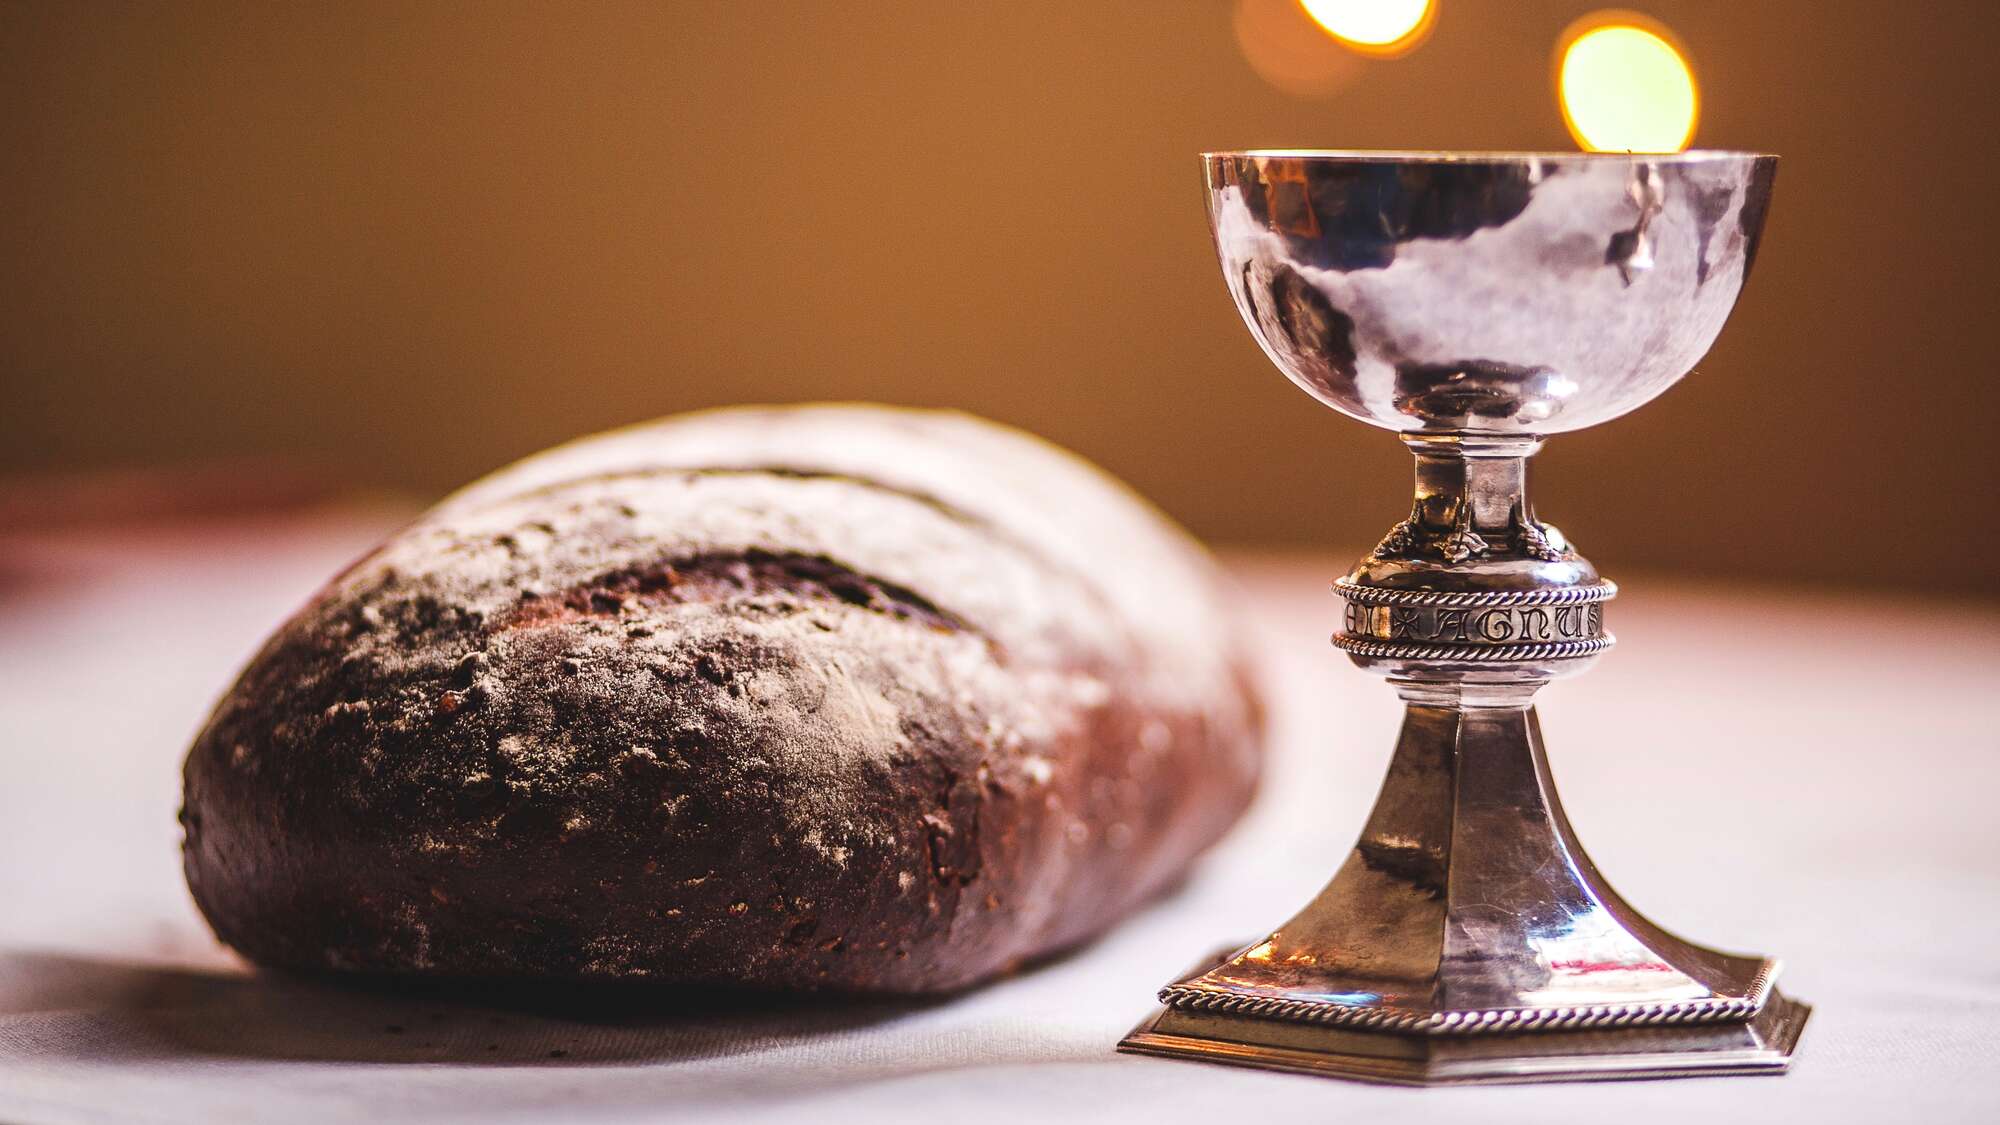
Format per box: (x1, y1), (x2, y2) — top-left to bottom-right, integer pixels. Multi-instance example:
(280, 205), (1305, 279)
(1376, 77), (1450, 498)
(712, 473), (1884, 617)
(181, 405), (1264, 992)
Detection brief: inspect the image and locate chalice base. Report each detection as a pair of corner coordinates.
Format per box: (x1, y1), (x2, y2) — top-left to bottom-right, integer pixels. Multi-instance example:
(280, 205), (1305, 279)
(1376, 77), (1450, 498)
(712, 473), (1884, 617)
(1121, 969), (1809, 1086)
(1119, 702), (1810, 1085)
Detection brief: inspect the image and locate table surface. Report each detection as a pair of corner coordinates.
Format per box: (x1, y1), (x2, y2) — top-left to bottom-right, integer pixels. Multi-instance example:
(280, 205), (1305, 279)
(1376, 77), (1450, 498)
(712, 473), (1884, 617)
(3, 507), (1997, 1124)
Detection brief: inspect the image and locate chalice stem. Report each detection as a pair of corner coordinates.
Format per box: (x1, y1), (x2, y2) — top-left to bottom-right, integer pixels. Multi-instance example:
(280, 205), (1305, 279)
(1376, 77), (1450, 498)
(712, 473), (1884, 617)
(1373, 436), (1556, 566)
(1267, 684), (1773, 1019)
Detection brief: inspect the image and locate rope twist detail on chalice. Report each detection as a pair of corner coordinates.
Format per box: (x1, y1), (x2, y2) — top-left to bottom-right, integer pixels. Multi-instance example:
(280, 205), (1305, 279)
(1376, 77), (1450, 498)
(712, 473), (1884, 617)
(1332, 579), (1618, 608)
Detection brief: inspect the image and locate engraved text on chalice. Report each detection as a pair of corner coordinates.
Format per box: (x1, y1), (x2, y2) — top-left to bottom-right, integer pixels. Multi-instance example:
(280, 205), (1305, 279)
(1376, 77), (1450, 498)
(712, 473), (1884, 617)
(1343, 602), (1606, 644)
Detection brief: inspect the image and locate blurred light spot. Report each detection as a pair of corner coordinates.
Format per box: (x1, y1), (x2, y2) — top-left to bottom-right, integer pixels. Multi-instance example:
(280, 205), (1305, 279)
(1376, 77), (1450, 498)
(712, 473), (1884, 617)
(1557, 15), (1698, 152)
(1299, 0), (1435, 57)
(1235, 0), (1363, 99)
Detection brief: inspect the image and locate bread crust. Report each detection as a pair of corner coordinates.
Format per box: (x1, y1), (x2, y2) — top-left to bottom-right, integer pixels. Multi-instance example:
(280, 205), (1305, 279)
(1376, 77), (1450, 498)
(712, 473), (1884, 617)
(181, 406), (1264, 992)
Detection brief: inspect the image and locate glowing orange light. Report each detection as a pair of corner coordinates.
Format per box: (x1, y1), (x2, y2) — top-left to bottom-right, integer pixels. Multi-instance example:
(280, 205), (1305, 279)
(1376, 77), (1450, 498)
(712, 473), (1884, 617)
(1234, 0), (1363, 99)
(1298, 0), (1436, 58)
(1556, 14), (1698, 153)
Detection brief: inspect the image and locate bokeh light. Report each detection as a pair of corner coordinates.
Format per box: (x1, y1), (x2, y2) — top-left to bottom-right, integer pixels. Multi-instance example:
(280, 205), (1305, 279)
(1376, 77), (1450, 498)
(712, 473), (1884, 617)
(1234, 0), (1363, 99)
(1557, 15), (1698, 152)
(1298, 0), (1435, 58)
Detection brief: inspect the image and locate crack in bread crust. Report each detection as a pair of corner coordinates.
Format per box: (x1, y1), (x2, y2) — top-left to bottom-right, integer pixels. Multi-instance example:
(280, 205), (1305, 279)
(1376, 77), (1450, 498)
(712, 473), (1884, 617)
(500, 548), (988, 646)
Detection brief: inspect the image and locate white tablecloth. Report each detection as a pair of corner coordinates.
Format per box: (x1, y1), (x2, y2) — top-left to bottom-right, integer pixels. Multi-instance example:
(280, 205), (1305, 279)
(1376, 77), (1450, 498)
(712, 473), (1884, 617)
(3, 509), (1997, 1123)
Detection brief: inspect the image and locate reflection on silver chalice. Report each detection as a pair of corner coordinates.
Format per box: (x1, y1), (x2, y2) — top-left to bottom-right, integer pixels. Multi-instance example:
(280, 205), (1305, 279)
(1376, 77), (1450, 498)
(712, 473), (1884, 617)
(1120, 151), (1806, 1084)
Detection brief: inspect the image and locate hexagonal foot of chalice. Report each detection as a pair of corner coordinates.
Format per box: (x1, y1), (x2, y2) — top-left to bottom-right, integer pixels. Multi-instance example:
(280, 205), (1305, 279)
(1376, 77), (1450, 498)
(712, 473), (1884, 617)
(1121, 150), (1807, 1085)
(1123, 974), (1809, 1087)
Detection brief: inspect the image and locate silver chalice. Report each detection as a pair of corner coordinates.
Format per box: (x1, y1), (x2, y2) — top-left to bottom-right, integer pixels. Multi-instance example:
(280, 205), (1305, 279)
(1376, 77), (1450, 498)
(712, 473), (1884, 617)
(1120, 150), (1807, 1085)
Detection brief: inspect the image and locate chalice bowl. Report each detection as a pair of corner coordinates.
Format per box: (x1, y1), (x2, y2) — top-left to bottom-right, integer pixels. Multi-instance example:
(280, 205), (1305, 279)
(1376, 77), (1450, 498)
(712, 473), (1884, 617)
(1119, 151), (1807, 1085)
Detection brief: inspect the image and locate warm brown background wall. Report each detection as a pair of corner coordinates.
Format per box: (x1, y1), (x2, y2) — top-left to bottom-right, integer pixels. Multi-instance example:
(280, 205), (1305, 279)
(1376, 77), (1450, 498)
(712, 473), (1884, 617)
(3, 1), (1995, 593)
